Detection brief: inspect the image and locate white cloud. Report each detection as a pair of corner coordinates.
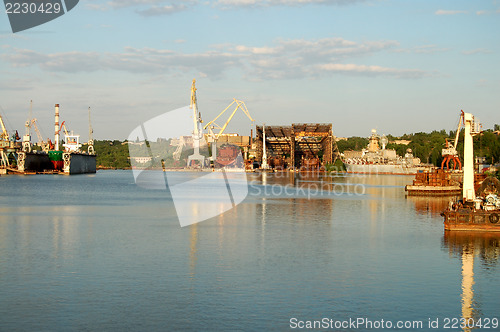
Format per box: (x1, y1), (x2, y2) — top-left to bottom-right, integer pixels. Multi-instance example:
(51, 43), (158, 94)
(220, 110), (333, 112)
(83, 0), (193, 15)
(216, 0), (366, 7)
(435, 9), (467, 15)
(107, 0), (175, 9)
(84, 0), (367, 14)
(392, 44), (450, 54)
(85, 3), (109, 11)
(0, 38), (428, 80)
(135, 4), (187, 16)
(317, 63), (425, 78)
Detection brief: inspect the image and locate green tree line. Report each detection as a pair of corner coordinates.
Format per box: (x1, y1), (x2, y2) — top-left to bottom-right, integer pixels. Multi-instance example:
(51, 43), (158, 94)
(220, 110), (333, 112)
(337, 127), (500, 167)
(90, 126), (500, 169)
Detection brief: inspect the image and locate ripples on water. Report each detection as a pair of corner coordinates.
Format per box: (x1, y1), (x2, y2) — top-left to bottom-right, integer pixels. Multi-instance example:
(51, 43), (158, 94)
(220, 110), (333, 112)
(0, 171), (498, 331)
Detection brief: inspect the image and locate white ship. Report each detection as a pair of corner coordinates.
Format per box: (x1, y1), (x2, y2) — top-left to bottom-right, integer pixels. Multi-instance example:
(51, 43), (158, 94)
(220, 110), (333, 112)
(342, 129), (428, 175)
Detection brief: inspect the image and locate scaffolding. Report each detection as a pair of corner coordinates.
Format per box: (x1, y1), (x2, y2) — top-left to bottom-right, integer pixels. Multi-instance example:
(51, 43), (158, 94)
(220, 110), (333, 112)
(255, 123), (339, 169)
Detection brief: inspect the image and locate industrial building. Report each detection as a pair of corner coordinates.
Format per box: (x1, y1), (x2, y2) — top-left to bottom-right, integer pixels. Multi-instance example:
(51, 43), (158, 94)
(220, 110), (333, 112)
(254, 123), (339, 169)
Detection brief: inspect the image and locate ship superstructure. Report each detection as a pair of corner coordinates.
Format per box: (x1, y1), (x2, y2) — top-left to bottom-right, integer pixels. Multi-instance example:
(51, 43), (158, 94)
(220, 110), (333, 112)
(342, 129), (426, 175)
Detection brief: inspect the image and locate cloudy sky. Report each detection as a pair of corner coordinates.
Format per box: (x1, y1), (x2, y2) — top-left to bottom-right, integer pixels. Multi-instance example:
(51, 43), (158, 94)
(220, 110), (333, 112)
(1, 0), (499, 140)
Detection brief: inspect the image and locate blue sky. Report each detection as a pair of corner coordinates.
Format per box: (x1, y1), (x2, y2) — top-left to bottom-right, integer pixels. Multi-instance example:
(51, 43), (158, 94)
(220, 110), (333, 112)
(1, 0), (499, 140)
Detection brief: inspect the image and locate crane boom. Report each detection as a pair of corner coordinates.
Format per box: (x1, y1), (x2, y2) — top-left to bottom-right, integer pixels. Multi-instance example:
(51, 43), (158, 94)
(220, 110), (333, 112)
(30, 119), (47, 148)
(0, 114), (8, 140)
(203, 99), (255, 139)
(453, 112), (464, 150)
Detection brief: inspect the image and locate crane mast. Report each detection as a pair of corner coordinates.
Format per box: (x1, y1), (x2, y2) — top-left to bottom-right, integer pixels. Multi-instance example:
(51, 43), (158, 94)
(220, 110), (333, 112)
(0, 115), (8, 141)
(186, 79), (206, 167)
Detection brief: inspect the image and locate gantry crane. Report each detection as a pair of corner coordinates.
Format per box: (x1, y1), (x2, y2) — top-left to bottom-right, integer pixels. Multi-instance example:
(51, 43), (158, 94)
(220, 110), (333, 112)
(203, 99), (255, 163)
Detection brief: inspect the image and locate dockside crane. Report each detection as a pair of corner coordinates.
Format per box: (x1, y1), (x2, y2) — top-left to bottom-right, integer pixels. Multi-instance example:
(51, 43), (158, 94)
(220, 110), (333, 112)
(203, 99), (255, 163)
(0, 114), (9, 141)
(186, 79), (206, 167)
(22, 101), (50, 152)
(25, 118), (49, 152)
(441, 113), (464, 170)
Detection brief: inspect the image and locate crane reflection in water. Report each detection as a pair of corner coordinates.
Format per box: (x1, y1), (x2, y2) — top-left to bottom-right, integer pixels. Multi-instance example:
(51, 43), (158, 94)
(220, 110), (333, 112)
(443, 232), (500, 332)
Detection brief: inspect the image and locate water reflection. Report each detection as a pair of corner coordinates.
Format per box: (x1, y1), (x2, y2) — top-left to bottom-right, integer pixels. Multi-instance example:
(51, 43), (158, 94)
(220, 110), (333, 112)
(249, 172), (413, 226)
(189, 224), (198, 280)
(407, 196), (458, 217)
(443, 232), (500, 331)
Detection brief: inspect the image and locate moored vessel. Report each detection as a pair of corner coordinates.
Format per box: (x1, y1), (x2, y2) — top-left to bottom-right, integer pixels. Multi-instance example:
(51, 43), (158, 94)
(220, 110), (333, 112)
(406, 169), (461, 196)
(342, 129), (428, 175)
(55, 104), (96, 175)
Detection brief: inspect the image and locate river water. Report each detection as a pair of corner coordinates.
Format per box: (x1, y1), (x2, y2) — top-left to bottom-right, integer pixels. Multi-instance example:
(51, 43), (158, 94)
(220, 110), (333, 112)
(0, 171), (498, 331)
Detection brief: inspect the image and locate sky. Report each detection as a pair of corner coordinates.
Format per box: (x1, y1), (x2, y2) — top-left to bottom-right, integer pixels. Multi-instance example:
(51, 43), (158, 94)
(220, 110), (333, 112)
(0, 0), (499, 140)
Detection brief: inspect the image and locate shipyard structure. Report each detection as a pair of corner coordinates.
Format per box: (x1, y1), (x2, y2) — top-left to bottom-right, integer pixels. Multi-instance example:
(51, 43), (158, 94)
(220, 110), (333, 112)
(1, 103), (96, 175)
(132, 80), (341, 172)
(254, 123), (340, 170)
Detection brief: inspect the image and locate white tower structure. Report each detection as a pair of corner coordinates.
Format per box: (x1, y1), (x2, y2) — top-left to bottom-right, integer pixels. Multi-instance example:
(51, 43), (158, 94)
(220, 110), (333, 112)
(462, 111), (481, 202)
(55, 104), (60, 151)
(261, 123), (269, 169)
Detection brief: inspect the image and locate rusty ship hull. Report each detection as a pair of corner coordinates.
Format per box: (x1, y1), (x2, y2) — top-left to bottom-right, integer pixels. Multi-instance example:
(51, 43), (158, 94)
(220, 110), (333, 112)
(442, 209), (500, 231)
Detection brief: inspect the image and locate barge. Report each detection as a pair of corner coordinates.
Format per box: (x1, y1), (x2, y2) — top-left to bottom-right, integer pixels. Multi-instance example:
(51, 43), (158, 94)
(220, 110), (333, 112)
(441, 111), (500, 231)
(406, 169), (461, 196)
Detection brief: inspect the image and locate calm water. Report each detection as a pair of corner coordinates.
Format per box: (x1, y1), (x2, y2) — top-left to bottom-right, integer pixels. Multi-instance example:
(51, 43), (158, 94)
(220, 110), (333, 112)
(0, 171), (499, 331)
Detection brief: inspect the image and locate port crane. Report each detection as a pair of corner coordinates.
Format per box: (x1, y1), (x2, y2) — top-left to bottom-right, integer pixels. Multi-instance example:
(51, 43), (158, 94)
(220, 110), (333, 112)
(441, 113), (464, 170)
(56, 120), (70, 137)
(0, 114), (9, 142)
(203, 99), (255, 164)
(186, 79), (206, 167)
(24, 118), (50, 152)
(22, 101), (50, 152)
(0, 113), (11, 167)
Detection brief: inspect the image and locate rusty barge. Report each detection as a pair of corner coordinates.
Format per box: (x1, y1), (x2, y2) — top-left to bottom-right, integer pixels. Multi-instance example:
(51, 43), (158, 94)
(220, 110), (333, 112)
(441, 111), (500, 231)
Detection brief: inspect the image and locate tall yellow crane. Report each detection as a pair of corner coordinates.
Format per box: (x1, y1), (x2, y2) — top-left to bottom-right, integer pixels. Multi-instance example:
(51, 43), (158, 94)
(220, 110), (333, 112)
(0, 114), (9, 141)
